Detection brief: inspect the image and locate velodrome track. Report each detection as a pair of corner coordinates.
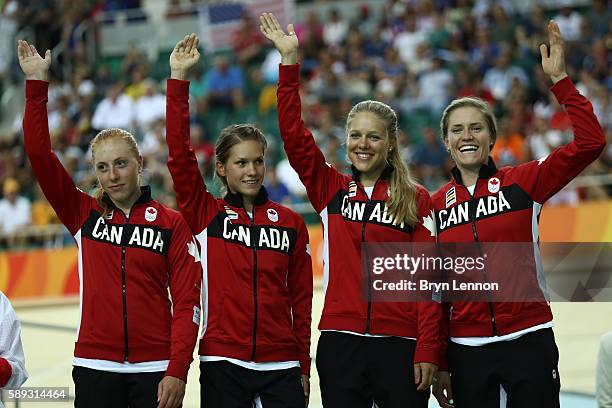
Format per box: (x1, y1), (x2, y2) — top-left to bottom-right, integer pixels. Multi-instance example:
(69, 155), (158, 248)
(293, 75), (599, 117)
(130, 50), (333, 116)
(5, 285), (610, 407)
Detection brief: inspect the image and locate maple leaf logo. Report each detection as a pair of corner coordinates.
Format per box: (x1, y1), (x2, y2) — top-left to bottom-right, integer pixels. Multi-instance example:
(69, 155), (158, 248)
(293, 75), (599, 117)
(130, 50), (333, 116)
(147, 208), (156, 214)
(422, 210), (437, 237)
(490, 179), (499, 185)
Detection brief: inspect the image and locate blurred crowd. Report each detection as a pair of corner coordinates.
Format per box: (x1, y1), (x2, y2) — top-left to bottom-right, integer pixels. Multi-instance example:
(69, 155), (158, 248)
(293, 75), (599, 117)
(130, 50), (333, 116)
(0, 0), (611, 249)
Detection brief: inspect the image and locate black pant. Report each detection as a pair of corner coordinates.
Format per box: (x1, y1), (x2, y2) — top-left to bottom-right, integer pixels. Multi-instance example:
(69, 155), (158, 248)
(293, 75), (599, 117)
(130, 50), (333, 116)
(200, 361), (305, 408)
(315, 332), (430, 408)
(448, 328), (561, 408)
(72, 366), (165, 408)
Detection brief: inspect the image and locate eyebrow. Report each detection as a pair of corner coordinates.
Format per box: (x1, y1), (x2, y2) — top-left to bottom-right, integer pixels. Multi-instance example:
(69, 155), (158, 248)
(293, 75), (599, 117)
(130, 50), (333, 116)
(451, 122), (483, 127)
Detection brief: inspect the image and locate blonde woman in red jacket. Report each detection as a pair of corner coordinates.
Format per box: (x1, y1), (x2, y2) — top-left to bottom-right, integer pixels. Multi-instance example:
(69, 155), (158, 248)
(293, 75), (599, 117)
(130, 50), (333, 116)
(18, 40), (201, 408)
(261, 13), (442, 408)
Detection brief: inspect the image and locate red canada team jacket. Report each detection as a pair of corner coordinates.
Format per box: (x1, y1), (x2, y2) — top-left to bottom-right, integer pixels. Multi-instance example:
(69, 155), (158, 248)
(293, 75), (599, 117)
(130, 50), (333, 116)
(166, 79), (313, 375)
(432, 77), (606, 369)
(23, 80), (201, 381)
(278, 64), (442, 365)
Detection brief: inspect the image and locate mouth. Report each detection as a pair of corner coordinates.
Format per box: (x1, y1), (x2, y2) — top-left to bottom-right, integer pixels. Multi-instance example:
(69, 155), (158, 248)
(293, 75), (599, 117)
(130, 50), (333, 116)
(107, 184), (124, 192)
(242, 179), (260, 186)
(458, 145), (479, 154)
(354, 152), (374, 160)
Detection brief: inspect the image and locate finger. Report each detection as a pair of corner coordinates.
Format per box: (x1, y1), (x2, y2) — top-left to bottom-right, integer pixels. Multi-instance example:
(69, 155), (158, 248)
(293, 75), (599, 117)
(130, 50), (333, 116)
(413, 364), (421, 385)
(287, 23), (295, 35)
(44, 49), (51, 61)
(539, 44), (548, 59)
(264, 13), (276, 32)
(270, 13), (282, 31)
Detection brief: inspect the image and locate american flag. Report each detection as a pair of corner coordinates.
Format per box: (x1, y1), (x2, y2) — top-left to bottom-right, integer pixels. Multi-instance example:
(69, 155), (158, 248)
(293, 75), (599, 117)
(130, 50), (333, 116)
(198, 0), (295, 52)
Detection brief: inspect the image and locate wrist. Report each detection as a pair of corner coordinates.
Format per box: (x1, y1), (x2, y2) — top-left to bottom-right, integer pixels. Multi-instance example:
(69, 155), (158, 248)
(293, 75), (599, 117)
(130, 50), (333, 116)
(170, 70), (187, 80)
(550, 73), (568, 84)
(26, 72), (48, 81)
(280, 52), (298, 65)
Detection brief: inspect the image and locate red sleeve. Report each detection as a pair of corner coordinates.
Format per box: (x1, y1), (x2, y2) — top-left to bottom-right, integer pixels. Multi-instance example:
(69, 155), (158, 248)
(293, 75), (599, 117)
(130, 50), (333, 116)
(277, 64), (344, 213)
(0, 357), (12, 387)
(23, 80), (92, 234)
(412, 187), (442, 365)
(286, 215), (313, 375)
(166, 79), (218, 234)
(510, 77), (606, 203)
(164, 212), (202, 381)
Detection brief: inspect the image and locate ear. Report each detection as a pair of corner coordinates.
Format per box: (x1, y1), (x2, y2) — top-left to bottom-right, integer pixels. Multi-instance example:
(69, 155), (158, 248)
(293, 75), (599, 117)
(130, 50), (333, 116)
(216, 160), (226, 178)
(443, 137), (450, 151)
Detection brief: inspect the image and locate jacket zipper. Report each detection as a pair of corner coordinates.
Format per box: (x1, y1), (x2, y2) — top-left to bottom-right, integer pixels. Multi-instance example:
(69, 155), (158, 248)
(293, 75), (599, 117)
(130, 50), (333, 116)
(119, 209), (131, 361)
(361, 180), (380, 334)
(464, 182), (497, 335)
(248, 207), (259, 361)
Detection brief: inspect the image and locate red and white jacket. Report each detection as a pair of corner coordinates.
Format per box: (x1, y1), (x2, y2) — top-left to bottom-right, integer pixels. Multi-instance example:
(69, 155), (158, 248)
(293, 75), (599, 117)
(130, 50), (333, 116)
(278, 64), (442, 365)
(23, 80), (202, 381)
(166, 79), (313, 375)
(432, 77), (606, 367)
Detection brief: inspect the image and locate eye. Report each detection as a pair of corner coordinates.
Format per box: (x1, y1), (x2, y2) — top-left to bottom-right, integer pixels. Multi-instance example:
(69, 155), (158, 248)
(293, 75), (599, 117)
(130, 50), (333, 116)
(97, 164), (107, 171)
(471, 125), (482, 132)
(255, 159), (264, 165)
(349, 133), (360, 139)
(368, 134), (381, 141)
(451, 128), (462, 134)
(236, 160), (246, 166)
(116, 160), (126, 167)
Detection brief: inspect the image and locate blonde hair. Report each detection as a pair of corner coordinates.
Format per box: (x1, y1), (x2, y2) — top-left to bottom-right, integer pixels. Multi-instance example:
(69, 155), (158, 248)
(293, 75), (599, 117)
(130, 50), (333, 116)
(90, 128), (141, 218)
(346, 100), (418, 227)
(440, 96), (498, 146)
(215, 124), (267, 194)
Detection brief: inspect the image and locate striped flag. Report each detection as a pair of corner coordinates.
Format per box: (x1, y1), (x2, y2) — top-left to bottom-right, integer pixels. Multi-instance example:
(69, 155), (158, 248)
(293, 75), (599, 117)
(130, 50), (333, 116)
(445, 186), (456, 208)
(198, 0), (295, 52)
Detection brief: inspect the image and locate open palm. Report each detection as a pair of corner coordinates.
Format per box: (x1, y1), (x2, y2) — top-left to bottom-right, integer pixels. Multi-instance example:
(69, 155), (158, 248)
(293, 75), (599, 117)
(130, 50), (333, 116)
(259, 13), (298, 57)
(17, 40), (51, 81)
(170, 33), (200, 73)
(540, 20), (567, 82)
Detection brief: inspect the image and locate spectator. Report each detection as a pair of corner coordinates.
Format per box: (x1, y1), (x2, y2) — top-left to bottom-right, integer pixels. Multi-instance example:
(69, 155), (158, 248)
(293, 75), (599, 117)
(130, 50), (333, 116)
(0, 178), (31, 248)
(553, 3), (583, 42)
(483, 50), (529, 101)
(322, 8), (348, 49)
(264, 166), (292, 204)
(202, 55), (244, 112)
(231, 14), (265, 66)
(91, 83), (134, 131)
(134, 79), (165, 133)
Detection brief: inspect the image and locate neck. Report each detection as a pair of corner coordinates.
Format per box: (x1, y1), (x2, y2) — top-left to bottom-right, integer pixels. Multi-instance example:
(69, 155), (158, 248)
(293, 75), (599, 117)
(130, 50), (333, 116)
(243, 195), (255, 212)
(458, 166), (480, 187)
(360, 168), (385, 187)
(112, 190), (142, 217)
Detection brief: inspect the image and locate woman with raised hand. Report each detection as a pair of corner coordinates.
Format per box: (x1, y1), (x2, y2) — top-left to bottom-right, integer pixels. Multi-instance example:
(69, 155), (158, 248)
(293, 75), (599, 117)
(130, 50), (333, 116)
(430, 21), (606, 408)
(18, 40), (201, 408)
(166, 34), (313, 408)
(261, 13), (441, 408)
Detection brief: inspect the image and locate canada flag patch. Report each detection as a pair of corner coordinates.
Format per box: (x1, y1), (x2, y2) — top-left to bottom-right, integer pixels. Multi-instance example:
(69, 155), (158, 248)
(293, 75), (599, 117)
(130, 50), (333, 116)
(488, 177), (500, 194)
(144, 207), (157, 222)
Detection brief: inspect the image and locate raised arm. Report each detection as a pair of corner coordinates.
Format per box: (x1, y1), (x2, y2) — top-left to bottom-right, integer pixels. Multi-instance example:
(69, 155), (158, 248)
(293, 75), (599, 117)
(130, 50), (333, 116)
(260, 13), (343, 213)
(512, 21), (606, 203)
(166, 34), (218, 234)
(18, 40), (91, 234)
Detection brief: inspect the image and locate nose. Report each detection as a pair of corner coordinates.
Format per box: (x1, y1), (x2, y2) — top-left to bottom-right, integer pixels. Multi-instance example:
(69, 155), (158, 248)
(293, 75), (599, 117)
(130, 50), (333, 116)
(246, 162), (257, 176)
(357, 135), (369, 149)
(109, 165), (119, 181)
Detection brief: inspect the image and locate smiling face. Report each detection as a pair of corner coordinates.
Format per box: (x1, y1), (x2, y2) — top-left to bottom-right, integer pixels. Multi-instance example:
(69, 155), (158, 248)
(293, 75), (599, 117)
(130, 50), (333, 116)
(347, 111), (391, 186)
(93, 138), (143, 211)
(444, 106), (493, 173)
(216, 140), (265, 200)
